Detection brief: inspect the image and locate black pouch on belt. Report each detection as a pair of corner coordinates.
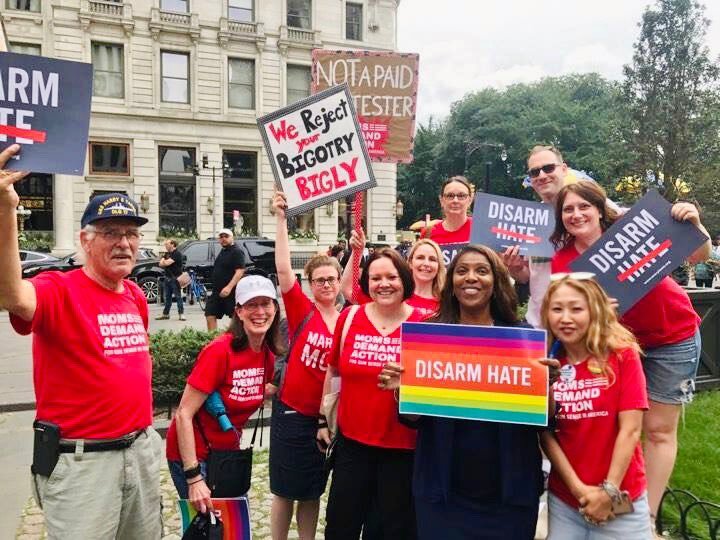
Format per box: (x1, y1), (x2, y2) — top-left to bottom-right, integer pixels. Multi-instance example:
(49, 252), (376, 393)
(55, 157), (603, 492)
(31, 420), (61, 477)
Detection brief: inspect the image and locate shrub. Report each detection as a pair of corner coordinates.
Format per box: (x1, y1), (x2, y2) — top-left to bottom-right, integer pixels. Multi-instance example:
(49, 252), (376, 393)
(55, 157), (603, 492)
(19, 231), (54, 252)
(150, 327), (219, 407)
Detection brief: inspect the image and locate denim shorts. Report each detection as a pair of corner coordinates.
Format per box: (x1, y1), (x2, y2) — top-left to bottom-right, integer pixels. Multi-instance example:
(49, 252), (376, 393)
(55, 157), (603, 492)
(643, 329), (701, 405)
(547, 492), (653, 539)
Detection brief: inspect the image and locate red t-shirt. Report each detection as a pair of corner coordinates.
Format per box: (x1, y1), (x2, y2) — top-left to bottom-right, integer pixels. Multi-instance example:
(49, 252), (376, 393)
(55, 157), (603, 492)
(329, 305), (422, 449)
(279, 281), (335, 416)
(166, 333), (273, 461)
(549, 348), (648, 507)
(10, 270), (152, 439)
(351, 290), (437, 320)
(552, 243), (699, 348)
(422, 218), (472, 265)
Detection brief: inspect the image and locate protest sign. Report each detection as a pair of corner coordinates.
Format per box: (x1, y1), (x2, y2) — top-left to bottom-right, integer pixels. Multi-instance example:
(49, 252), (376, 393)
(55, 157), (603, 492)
(470, 193), (555, 256)
(570, 189), (708, 314)
(312, 50), (419, 163)
(257, 83), (376, 218)
(436, 242), (467, 266)
(399, 322), (549, 426)
(178, 498), (251, 540)
(0, 52), (92, 175)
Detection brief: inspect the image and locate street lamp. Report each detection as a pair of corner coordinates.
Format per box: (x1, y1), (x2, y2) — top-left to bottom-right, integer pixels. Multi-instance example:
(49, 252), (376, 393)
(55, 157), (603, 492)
(201, 154), (230, 235)
(16, 205), (31, 236)
(464, 141), (507, 194)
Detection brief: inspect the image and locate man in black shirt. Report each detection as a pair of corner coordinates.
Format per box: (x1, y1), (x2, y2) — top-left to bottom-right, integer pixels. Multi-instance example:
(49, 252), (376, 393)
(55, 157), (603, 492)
(157, 239), (185, 320)
(205, 228), (246, 330)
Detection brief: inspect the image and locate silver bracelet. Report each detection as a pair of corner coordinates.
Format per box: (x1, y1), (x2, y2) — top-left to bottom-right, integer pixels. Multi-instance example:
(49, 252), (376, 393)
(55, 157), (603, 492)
(601, 480), (622, 502)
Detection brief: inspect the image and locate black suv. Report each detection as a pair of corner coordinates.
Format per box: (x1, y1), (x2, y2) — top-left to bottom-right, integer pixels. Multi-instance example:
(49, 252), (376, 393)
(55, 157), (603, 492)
(22, 238), (276, 303)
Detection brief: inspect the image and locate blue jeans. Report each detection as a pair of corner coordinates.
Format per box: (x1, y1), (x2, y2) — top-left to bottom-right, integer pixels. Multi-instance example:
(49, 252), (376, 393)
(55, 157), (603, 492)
(643, 329), (701, 404)
(168, 460), (207, 499)
(163, 277), (184, 316)
(548, 492), (653, 539)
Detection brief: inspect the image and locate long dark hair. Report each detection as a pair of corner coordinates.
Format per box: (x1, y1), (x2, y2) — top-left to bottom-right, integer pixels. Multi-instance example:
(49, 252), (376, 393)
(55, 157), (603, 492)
(227, 300), (287, 356)
(429, 245), (518, 325)
(550, 181), (619, 248)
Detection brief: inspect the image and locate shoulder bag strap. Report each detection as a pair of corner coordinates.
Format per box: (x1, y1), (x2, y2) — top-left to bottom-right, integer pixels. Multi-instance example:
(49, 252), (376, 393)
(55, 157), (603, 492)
(250, 348), (270, 448)
(341, 304), (360, 352)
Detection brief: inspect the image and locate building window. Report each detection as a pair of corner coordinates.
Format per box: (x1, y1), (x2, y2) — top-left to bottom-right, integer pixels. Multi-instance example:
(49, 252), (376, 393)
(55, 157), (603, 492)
(16, 173), (53, 232)
(224, 152), (257, 235)
(9, 42), (41, 55)
(287, 0), (311, 29)
(287, 65), (311, 105)
(161, 0), (187, 12)
(91, 42), (124, 98)
(229, 0), (252, 22)
(89, 143), (129, 175)
(346, 3), (363, 41)
(228, 58), (254, 109)
(159, 147), (197, 237)
(161, 51), (189, 104)
(6, 0), (40, 11)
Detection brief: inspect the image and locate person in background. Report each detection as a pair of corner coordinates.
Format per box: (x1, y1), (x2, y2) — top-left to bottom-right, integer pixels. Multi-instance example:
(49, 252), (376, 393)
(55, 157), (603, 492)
(157, 238), (185, 320)
(421, 175), (474, 264)
(205, 228), (245, 330)
(166, 274), (283, 513)
(549, 180), (710, 531)
(540, 274), (651, 538)
(379, 245), (559, 539)
(0, 144), (162, 539)
(268, 192), (341, 540)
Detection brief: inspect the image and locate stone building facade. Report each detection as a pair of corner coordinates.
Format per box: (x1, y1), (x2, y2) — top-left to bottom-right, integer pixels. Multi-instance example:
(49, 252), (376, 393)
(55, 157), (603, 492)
(1, 0), (400, 255)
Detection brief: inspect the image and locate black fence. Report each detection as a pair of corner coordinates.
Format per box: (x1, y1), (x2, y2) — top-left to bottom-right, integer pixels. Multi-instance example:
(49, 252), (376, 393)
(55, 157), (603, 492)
(658, 488), (720, 539)
(687, 288), (720, 390)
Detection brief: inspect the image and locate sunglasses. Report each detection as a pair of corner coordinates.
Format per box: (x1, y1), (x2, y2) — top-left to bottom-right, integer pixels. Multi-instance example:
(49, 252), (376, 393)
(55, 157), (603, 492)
(550, 272), (596, 282)
(528, 163), (561, 178)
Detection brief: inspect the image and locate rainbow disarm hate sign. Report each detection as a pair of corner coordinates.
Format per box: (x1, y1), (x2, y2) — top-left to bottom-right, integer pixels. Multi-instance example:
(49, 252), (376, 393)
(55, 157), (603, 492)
(399, 323), (549, 426)
(178, 497), (251, 540)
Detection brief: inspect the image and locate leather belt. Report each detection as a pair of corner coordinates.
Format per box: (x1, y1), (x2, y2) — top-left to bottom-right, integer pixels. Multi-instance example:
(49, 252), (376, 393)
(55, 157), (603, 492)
(59, 429), (146, 453)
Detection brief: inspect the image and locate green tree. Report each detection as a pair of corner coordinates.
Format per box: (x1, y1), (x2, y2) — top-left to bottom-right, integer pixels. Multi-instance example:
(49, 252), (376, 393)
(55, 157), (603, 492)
(622, 0), (720, 200)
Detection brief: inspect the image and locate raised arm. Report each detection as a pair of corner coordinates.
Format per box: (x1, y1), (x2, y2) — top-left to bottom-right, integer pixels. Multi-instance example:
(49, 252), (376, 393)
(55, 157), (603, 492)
(339, 228), (366, 302)
(272, 191), (296, 294)
(0, 145), (35, 321)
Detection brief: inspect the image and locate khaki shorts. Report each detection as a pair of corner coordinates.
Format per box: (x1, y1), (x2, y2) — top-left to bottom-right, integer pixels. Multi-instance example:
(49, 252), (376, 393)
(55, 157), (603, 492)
(32, 427), (163, 540)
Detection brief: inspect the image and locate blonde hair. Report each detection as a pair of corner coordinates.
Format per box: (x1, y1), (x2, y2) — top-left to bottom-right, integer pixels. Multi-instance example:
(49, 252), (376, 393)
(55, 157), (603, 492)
(407, 238), (446, 298)
(541, 277), (640, 385)
(304, 253), (341, 281)
(528, 144), (564, 165)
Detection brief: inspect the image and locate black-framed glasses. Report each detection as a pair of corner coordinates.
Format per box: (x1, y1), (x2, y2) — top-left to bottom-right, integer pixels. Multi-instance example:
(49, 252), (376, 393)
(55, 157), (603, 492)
(528, 163), (561, 178)
(311, 277), (338, 287)
(442, 192), (470, 201)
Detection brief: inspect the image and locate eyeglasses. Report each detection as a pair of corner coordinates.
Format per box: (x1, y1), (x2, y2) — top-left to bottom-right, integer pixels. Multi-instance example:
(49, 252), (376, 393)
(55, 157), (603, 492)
(550, 272), (596, 282)
(94, 229), (143, 242)
(528, 163), (561, 178)
(311, 277), (338, 287)
(442, 192), (470, 201)
(241, 299), (275, 312)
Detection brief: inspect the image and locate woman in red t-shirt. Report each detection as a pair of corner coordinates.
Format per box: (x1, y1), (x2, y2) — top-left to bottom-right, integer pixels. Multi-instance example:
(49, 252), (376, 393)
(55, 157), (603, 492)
(548, 180), (711, 526)
(421, 175), (474, 264)
(268, 191), (341, 540)
(320, 248), (422, 540)
(166, 274), (285, 513)
(341, 233), (445, 319)
(540, 274), (652, 537)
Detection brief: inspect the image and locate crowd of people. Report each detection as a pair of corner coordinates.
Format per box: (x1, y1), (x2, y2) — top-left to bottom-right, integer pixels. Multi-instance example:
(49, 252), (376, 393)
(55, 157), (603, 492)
(0, 139), (712, 539)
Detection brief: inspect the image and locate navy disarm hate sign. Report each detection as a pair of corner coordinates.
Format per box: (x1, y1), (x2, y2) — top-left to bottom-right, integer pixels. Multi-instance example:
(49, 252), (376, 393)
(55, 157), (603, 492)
(570, 190), (708, 314)
(0, 52), (92, 175)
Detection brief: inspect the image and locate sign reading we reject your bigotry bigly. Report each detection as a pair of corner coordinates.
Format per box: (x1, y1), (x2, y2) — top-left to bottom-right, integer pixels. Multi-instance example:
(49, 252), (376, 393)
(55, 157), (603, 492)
(257, 83), (376, 218)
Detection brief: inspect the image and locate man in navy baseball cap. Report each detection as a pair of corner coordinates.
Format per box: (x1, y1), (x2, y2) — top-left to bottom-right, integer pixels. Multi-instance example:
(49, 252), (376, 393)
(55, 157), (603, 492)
(81, 192), (148, 228)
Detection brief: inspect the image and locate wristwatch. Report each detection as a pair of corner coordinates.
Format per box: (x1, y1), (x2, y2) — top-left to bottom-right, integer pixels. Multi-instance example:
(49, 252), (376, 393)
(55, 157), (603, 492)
(183, 463), (202, 479)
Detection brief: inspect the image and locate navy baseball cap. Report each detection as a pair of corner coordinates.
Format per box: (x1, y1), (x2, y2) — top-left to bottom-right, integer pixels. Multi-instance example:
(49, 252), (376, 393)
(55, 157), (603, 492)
(81, 193), (149, 228)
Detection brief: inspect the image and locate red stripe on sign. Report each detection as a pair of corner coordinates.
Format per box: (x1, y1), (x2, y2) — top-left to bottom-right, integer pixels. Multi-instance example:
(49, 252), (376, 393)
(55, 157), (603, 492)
(490, 226), (541, 243)
(0, 124), (47, 143)
(617, 239), (672, 282)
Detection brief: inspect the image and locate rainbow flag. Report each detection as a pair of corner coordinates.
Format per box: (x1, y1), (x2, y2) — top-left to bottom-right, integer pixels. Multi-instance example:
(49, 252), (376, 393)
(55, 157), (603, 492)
(399, 322), (548, 426)
(177, 498), (252, 540)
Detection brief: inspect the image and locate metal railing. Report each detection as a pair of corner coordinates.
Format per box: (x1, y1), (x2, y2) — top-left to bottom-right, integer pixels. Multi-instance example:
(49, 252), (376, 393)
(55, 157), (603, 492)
(658, 488), (720, 539)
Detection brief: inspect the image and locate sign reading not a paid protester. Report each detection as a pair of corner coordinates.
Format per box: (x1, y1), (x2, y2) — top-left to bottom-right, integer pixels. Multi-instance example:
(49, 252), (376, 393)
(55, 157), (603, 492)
(470, 193), (556, 257)
(570, 189), (708, 314)
(257, 83), (376, 218)
(312, 50), (419, 164)
(0, 52), (92, 175)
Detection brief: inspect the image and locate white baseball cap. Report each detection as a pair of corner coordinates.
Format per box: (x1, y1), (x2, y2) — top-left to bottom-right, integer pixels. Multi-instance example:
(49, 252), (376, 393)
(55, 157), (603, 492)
(217, 228), (234, 238)
(235, 275), (277, 306)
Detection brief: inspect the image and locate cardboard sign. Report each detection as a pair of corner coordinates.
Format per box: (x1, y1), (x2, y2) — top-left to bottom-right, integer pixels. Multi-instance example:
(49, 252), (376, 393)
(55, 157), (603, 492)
(257, 83), (376, 218)
(570, 189), (708, 314)
(312, 50), (419, 163)
(178, 498), (251, 540)
(399, 322), (549, 426)
(0, 52), (92, 175)
(470, 193), (556, 256)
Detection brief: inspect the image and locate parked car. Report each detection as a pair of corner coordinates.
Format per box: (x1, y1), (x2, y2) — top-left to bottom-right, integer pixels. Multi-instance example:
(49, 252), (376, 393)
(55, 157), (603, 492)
(19, 250), (59, 269)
